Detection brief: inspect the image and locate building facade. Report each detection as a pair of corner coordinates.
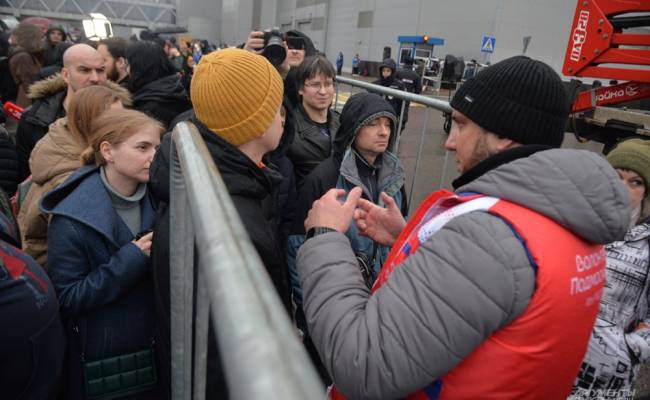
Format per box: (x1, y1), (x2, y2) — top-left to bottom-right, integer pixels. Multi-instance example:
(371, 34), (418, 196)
(217, 0), (576, 77)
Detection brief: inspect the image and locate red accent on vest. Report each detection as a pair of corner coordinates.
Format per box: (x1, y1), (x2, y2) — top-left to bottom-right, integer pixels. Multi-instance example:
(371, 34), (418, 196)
(329, 190), (604, 400)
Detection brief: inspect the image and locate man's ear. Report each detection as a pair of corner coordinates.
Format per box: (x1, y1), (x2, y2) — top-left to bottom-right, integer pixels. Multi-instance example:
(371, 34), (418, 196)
(493, 134), (517, 151)
(61, 67), (71, 85)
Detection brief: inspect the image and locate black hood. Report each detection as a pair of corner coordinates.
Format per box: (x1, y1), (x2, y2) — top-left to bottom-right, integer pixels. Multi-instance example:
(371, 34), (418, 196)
(132, 74), (190, 106)
(285, 30), (317, 57)
(378, 58), (397, 84)
(333, 92), (397, 159)
(46, 26), (67, 45)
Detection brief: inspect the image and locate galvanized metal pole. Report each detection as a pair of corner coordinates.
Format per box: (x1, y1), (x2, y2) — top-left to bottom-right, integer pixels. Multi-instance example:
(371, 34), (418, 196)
(393, 100), (407, 154)
(170, 122), (325, 400)
(409, 107), (431, 214)
(193, 265), (209, 400)
(170, 139), (195, 400)
(334, 82), (340, 110)
(336, 76), (451, 113)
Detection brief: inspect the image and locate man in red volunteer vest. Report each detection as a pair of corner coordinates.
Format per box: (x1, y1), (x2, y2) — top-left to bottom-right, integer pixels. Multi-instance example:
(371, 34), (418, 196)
(295, 56), (631, 399)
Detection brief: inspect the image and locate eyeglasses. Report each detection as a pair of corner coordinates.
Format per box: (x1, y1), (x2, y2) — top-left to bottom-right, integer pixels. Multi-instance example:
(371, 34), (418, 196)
(303, 81), (335, 90)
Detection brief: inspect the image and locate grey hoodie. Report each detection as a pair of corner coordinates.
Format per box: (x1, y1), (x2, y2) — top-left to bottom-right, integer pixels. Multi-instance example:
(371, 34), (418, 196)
(296, 148), (629, 400)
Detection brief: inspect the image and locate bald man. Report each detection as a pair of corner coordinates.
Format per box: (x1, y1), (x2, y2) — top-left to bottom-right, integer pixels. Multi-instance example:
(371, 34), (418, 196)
(15, 44), (108, 180)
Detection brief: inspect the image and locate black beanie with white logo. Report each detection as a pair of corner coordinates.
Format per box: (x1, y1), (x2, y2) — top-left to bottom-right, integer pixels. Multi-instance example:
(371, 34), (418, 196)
(450, 56), (569, 148)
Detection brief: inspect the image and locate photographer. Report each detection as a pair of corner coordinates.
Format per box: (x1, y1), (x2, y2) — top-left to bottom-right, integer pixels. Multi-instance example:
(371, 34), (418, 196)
(244, 29), (317, 108)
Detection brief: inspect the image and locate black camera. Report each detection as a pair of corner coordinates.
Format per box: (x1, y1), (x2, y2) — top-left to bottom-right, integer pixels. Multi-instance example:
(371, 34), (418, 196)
(263, 28), (286, 68)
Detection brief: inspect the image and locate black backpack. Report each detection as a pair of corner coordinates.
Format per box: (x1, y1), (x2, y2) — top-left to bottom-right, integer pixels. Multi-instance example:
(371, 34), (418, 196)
(0, 55), (18, 102)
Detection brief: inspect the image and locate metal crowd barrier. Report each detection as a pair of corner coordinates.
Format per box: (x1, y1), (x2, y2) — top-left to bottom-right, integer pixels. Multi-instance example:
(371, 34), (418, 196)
(333, 76), (453, 212)
(168, 122), (325, 400)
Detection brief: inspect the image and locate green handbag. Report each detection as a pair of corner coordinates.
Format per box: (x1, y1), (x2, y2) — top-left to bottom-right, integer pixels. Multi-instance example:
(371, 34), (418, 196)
(84, 348), (157, 399)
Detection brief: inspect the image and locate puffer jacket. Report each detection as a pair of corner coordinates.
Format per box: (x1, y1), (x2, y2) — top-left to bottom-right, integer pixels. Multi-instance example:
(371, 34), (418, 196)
(288, 104), (340, 188)
(573, 222), (650, 396)
(288, 92), (406, 306)
(18, 118), (82, 266)
(296, 146), (630, 400)
(41, 165), (156, 399)
(132, 74), (192, 130)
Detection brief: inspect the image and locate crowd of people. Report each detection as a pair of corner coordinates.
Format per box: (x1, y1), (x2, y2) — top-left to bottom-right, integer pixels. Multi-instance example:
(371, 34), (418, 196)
(0, 17), (649, 400)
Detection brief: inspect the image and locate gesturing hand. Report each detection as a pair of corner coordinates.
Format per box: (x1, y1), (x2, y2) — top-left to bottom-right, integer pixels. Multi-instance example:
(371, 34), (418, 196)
(354, 192), (406, 246)
(305, 187), (363, 233)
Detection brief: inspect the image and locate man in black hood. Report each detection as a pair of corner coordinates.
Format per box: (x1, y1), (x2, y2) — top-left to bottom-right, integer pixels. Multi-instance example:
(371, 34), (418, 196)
(372, 58), (405, 119)
(126, 40), (191, 129)
(43, 25), (66, 67)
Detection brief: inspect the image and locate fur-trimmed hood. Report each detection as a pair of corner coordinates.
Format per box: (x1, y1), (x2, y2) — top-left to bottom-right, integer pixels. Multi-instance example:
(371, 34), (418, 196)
(28, 74), (132, 106)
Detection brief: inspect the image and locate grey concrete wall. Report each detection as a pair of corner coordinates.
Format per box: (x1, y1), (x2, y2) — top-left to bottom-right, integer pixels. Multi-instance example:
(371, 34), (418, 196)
(220, 0), (254, 45)
(184, 0), (578, 77)
(176, 0), (222, 43)
(493, 0), (574, 75)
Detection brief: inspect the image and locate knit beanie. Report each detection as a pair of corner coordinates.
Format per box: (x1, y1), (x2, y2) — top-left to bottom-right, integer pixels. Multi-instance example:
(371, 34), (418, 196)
(607, 138), (650, 188)
(191, 48), (283, 147)
(450, 56), (569, 148)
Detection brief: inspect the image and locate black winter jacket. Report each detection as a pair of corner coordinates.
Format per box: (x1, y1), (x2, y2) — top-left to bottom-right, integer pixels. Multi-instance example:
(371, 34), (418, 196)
(149, 117), (291, 399)
(268, 96), (298, 246)
(0, 126), (18, 196)
(288, 105), (340, 189)
(132, 74), (192, 130)
(395, 66), (422, 125)
(15, 78), (66, 181)
(372, 58), (406, 118)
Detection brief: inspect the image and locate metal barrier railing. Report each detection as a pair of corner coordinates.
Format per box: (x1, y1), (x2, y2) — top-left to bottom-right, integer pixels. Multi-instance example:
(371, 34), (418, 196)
(333, 76), (453, 212)
(168, 122), (326, 400)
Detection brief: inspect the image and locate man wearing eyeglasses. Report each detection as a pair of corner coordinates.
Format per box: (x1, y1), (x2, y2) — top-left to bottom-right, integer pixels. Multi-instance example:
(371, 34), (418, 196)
(288, 55), (341, 189)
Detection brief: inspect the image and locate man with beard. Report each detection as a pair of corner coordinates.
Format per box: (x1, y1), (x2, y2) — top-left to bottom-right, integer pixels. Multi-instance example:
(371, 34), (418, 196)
(15, 44), (107, 180)
(288, 55), (340, 188)
(97, 37), (129, 87)
(295, 56), (631, 399)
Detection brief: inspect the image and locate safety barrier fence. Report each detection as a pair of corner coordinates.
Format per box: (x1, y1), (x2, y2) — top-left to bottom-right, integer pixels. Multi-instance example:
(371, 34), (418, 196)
(168, 121), (326, 400)
(333, 76), (452, 212)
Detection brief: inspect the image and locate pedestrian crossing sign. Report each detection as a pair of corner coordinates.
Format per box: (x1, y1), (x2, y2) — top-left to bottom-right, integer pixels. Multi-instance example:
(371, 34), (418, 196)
(481, 36), (496, 53)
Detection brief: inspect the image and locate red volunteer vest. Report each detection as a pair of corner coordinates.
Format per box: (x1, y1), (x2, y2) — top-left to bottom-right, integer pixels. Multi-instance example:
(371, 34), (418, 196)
(330, 190), (605, 400)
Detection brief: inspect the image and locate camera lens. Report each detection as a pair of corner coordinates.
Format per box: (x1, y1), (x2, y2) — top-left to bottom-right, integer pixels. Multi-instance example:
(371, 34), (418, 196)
(263, 35), (286, 67)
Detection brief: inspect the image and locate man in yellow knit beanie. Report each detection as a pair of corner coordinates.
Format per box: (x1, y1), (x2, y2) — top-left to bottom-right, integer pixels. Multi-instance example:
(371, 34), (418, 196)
(149, 47), (292, 399)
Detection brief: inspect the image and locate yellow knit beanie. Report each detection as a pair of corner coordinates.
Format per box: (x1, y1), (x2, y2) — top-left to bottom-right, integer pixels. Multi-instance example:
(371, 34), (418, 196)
(191, 48), (284, 147)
